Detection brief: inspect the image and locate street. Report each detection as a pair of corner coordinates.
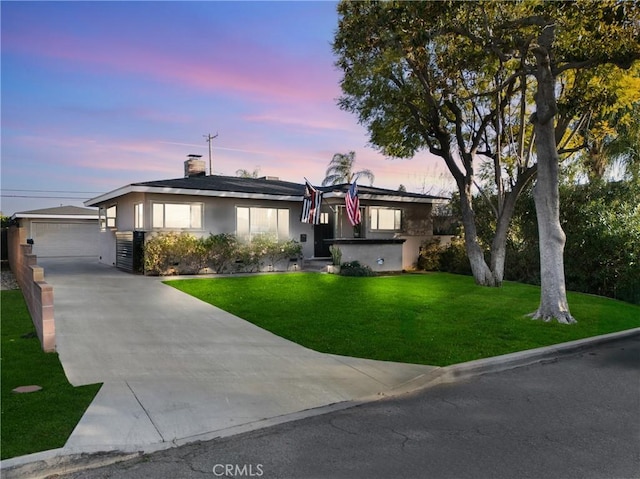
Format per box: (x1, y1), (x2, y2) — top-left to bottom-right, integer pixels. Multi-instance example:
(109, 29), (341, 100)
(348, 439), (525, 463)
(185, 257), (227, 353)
(59, 336), (639, 479)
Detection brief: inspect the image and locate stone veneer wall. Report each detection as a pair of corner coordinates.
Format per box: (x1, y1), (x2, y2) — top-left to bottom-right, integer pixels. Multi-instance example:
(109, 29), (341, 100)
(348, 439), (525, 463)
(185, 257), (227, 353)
(7, 226), (55, 352)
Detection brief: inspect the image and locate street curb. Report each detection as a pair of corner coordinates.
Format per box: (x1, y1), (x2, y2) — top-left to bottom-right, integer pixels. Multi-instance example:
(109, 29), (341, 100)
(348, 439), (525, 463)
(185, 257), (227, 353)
(2, 327), (638, 479)
(380, 327), (640, 398)
(0, 449), (143, 479)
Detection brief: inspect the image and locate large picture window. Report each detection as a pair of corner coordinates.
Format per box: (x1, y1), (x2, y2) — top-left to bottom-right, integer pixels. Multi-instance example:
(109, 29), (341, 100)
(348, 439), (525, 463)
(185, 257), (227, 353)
(369, 207), (402, 231)
(152, 202), (202, 229)
(236, 206), (289, 241)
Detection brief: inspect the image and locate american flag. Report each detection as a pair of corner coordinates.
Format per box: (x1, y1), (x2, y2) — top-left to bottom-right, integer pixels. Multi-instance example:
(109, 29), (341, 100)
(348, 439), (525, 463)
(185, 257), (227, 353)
(300, 180), (323, 224)
(346, 180), (361, 226)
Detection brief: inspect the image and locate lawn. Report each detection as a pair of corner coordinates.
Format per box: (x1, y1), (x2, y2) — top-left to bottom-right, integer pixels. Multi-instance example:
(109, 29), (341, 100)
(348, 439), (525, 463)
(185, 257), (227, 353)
(1, 290), (102, 460)
(167, 272), (640, 367)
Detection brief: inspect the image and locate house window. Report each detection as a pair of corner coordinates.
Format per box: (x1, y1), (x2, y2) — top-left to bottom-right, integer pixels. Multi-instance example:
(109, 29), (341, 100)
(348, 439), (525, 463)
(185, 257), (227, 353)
(134, 203), (144, 230)
(320, 212), (329, 224)
(370, 207), (402, 231)
(100, 205), (117, 230)
(152, 202), (203, 229)
(236, 206), (289, 241)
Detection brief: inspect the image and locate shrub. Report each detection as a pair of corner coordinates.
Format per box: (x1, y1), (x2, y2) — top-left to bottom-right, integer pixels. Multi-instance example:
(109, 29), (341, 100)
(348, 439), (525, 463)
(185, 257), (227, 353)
(339, 261), (376, 277)
(279, 239), (304, 264)
(202, 233), (239, 273)
(417, 238), (444, 271)
(144, 232), (304, 276)
(234, 242), (261, 272)
(437, 237), (472, 275)
(560, 181), (640, 304)
(144, 232), (207, 275)
(241, 236), (303, 272)
(417, 236), (473, 276)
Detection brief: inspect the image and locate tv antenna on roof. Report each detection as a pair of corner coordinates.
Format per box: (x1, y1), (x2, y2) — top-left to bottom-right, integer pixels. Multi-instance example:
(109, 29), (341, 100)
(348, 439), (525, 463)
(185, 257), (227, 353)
(203, 132), (218, 175)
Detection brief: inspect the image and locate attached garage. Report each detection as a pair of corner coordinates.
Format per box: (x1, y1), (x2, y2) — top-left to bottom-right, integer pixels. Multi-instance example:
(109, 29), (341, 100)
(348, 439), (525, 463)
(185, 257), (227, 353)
(10, 206), (99, 258)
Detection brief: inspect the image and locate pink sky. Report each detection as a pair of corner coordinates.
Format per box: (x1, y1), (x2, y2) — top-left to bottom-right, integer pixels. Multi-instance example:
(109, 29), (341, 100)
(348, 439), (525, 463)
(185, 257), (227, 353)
(1, 1), (451, 215)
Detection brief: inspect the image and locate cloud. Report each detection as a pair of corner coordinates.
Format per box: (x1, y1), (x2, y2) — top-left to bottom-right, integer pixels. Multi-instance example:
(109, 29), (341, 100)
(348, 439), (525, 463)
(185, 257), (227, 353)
(2, 24), (341, 108)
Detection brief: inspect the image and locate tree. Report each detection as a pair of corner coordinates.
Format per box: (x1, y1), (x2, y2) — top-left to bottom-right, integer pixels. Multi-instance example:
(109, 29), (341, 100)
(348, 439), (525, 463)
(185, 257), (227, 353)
(334, 1), (537, 288)
(445, 179), (640, 305)
(334, 0), (639, 322)
(581, 71), (640, 181)
(602, 103), (640, 182)
(549, 44), (640, 183)
(321, 151), (374, 186)
(522, 2), (639, 323)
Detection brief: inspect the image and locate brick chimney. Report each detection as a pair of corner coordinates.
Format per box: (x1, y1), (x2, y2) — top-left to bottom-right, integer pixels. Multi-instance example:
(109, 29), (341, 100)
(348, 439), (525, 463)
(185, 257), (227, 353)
(184, 154), (206, 178)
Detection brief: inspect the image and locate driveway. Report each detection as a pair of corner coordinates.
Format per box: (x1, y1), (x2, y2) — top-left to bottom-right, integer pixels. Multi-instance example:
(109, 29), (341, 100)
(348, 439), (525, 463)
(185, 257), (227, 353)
(41, 258), (437, 453)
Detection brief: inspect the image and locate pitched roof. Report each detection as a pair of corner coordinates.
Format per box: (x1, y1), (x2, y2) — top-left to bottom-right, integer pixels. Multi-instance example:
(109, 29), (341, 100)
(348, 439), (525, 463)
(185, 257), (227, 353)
(320, 183), (447, 200)
(85, 175), (448, 206)
(12, 205), (98, 219)
(133, 175), (306, 197)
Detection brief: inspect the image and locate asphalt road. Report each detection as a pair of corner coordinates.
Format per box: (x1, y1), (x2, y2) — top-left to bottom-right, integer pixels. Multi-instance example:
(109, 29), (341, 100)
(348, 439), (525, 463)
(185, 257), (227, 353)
(59, 336), (639, 479)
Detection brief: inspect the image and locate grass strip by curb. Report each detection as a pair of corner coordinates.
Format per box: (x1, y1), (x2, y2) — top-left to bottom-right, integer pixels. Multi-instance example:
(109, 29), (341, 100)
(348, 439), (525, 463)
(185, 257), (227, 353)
(167, 272), (640, 367)
(1, 290), (102, 460)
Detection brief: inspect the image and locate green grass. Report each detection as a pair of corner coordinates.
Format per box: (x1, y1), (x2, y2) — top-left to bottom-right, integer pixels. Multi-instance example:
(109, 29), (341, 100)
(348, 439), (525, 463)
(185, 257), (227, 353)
(167, 272), (640, 367)
(1, 290), (102, 460)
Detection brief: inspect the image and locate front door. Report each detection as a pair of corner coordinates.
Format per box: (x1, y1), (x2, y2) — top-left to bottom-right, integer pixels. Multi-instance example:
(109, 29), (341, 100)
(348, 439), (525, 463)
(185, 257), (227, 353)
(313, 211), (334, 257)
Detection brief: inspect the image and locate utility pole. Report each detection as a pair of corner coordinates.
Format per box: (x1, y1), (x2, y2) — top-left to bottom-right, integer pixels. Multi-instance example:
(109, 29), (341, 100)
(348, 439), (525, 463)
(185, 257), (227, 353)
(203, 132), (218, 175)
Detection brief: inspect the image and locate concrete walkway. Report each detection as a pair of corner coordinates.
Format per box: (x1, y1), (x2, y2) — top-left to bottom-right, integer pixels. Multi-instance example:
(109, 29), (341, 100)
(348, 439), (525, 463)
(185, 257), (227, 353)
(40, 258), (437, 454)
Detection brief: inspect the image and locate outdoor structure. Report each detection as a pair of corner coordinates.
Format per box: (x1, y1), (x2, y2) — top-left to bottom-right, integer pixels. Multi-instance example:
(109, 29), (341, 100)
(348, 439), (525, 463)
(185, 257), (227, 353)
(85, 156), (447, 273)
(9, 205), (99, 258)
(6, 228), (56, 352)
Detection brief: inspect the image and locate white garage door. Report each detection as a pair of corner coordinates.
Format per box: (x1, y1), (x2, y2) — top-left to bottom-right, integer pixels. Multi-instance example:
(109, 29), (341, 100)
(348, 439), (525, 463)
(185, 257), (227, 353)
(31, 222), (99, 257)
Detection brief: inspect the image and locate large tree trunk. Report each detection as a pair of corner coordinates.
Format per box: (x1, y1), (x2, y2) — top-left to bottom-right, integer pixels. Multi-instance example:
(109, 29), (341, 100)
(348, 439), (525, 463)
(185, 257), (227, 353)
(459, 182), (501, 287)
(489, 194), (517, 286)
(531, 126), (575, 323)
(530, 26), (576, 324)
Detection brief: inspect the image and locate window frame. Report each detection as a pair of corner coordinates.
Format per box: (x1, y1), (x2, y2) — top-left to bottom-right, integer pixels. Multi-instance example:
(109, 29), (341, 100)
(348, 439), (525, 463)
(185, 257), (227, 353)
(100, 204), (117, 231)
(134, 203), (144, 230)
(369, 206), (402, 232)
(151, 202), (203, 230)
(236, 206), (290, 242)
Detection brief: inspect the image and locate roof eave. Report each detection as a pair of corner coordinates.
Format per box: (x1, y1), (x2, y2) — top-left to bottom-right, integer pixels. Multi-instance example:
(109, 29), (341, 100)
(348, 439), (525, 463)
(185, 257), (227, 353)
(323, 192), (445, 203)
(11, 214), (98, 220)
(85, 185), (135, 207)
(85, 185), (303, 205)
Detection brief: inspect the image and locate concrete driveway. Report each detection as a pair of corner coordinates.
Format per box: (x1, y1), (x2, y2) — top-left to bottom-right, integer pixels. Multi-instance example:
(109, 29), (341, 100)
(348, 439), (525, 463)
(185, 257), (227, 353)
(41, 258), (437, 453)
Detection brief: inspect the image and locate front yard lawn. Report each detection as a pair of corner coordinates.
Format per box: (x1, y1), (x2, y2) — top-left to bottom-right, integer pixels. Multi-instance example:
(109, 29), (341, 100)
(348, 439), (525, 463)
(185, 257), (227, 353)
(167, 272), (640, 367)
(1, 290), (102, 460)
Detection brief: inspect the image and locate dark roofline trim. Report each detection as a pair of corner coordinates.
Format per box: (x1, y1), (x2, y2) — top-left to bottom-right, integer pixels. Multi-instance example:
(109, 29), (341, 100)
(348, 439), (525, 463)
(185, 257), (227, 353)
(85, 176), (449, 207)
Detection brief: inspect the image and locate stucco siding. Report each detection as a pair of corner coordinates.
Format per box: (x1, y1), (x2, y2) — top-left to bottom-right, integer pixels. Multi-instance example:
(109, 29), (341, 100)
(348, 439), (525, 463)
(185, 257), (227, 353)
(95, 193), (317, 263)
(90, 185), (438, 271)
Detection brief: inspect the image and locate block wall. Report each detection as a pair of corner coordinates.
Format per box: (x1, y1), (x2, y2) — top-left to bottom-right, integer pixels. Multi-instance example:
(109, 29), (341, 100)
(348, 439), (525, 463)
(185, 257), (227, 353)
(7, 226), (55, 352)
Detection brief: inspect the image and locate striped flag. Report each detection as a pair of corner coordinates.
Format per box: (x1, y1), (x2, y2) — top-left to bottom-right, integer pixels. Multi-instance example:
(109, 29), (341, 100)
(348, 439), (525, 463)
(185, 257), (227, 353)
(346, 180), (361, 226)
(300, 180), (323, 224)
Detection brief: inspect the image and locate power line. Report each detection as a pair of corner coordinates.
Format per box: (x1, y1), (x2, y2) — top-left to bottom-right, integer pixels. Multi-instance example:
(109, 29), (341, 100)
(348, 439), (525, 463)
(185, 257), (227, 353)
(1, 194), (94, 199)
(1, 188), (104, 194)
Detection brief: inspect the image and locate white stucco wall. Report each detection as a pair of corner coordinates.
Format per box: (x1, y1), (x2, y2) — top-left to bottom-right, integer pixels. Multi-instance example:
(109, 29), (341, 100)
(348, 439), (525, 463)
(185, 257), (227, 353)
(333, 241), (404, 272)
(94, 192), (317, 264)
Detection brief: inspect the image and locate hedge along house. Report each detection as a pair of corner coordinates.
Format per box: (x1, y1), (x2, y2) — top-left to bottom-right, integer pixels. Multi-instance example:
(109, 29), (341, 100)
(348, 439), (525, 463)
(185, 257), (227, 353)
(84, 156), (447, 273)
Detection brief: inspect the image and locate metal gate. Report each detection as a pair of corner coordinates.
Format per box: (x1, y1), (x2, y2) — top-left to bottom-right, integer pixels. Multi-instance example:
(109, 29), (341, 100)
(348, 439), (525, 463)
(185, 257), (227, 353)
(115, 231), (145, 273)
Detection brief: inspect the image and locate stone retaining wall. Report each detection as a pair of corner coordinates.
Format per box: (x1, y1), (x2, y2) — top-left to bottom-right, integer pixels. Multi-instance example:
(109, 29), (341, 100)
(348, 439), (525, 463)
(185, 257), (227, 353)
(7, 226), (55, 352)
